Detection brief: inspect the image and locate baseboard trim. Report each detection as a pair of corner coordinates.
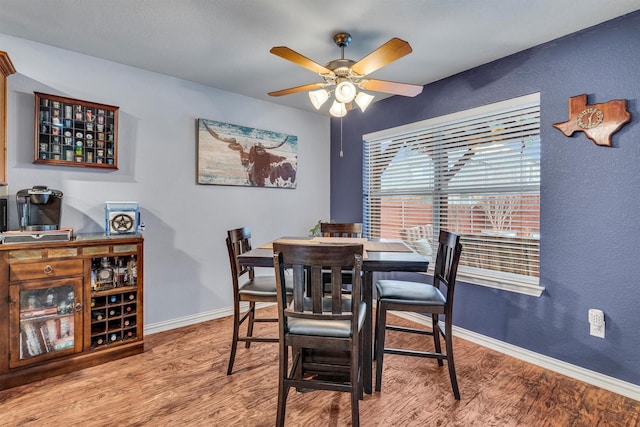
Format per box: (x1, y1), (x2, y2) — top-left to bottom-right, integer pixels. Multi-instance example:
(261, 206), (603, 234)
(145, 305), (639, 402)
(144, 302), (274, 335)
(392, 312), (640, 402)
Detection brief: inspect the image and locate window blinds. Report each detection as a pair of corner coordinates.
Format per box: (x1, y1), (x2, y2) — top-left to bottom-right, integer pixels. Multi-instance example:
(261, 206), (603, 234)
(363, 93), (541, 291)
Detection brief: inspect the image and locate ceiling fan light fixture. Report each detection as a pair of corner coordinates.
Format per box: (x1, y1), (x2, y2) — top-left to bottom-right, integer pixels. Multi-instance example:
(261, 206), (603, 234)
(309, 89), (329, 109)
(329, 100), (347, 117)
(355, 91), (374, 112)
(269, 32), (420, 117)
(334, 80), (356, 103)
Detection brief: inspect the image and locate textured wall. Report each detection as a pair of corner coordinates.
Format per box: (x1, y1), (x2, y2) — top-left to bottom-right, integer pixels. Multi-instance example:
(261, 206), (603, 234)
(2, 33), (331, 326)
(330, 11), (640, 385)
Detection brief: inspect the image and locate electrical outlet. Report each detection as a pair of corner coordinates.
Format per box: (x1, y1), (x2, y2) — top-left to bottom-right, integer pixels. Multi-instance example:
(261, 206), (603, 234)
(588, 308), (605, 338)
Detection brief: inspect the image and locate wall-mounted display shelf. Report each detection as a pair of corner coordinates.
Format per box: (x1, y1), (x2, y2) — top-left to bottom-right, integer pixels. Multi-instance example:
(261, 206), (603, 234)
(34, 92), (119, 169)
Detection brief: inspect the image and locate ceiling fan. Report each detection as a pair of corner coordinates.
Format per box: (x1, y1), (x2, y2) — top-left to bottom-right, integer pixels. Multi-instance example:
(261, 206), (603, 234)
(268, 32), (423, 117)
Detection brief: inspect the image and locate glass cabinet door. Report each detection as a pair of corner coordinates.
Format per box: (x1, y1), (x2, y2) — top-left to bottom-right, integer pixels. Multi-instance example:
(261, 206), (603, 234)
(9, 277), (83, 368)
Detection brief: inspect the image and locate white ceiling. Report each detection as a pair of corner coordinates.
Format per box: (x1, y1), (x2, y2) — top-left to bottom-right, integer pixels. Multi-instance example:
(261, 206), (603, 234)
(1, 0), (638, 115)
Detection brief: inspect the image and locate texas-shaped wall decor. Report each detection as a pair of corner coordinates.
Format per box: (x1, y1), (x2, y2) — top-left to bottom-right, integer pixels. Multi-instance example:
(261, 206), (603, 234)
(553, 94), (631, 147)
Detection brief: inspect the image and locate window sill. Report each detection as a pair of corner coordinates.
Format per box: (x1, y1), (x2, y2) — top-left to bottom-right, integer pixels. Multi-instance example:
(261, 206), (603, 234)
(456, 266), (544, 297)
(418, 264), (544, 297)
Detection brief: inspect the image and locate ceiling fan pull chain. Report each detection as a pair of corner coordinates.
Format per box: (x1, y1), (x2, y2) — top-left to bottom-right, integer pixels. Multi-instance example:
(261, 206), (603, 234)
(340, 117), (344, 158)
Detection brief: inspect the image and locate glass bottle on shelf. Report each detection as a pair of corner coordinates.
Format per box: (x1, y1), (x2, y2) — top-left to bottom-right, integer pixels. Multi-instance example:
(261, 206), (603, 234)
(116, 257), (127, 286)
(27, 292), (37, 310)
(45, 288), (57, 307)
(96, 257), (115, 290)
(127, 256), (138, 286)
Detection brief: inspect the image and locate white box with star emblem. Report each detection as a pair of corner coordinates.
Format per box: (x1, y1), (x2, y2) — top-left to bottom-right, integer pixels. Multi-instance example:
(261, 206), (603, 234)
(105, 201), (139, 235)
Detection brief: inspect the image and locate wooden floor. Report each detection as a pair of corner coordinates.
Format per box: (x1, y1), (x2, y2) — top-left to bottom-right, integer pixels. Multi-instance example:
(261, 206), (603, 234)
(1, 306), (638, 426)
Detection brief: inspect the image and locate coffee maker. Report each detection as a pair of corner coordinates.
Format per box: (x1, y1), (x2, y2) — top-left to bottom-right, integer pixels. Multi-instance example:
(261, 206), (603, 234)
(16, 186), (63, 231)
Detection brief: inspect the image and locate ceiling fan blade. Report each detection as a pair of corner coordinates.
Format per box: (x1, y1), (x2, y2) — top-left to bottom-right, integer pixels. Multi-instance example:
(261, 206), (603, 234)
(270, 46), (333, 75)
(268, 82), (326, 97)
(351, 38), (413, 76)
(359, 79), (423, 97)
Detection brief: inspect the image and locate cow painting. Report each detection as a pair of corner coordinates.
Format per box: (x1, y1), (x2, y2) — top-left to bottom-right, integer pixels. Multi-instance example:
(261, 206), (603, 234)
(197, 119), (298, 188)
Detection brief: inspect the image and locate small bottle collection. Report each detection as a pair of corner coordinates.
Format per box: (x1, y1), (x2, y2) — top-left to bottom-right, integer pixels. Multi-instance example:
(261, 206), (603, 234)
(90, 255), (138, 348)
(36, 92), (118, 168)
(90, 255), (138, 291)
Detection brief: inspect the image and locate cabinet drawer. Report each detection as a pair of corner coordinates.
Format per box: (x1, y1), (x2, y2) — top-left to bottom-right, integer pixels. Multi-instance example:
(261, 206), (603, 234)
(9, 259), (84, 281)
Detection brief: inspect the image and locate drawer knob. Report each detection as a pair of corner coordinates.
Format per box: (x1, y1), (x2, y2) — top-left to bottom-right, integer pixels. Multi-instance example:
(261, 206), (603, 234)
(74, 302), (82, 312)
(43, 265), (54, 274)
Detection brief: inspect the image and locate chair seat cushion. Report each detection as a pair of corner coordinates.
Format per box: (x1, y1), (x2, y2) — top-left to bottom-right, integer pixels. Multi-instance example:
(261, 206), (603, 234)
(376, 279), (445, 306)
(238, 275), (278, 296)
(239, 272), (293, 296)
(287, 301), (366, 338)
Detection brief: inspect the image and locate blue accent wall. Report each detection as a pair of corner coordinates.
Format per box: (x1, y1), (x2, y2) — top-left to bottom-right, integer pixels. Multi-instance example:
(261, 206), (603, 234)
(330, 11), (640, 385)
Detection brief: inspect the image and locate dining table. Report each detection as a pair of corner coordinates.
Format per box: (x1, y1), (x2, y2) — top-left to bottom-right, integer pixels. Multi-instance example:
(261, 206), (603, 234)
(237, 236), (429, 394)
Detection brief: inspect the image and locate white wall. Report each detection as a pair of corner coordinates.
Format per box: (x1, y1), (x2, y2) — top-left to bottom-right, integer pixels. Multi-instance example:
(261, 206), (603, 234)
(1, 34), (330, 326)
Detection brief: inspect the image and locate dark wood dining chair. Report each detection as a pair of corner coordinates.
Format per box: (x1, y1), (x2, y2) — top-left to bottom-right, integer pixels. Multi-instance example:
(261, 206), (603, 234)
(374, 230), (463, 399)
(320, 222), (363, 238)
(320, 222), (363, 293)
(225, 226), (285, 375)
(273, 242), (365, 427)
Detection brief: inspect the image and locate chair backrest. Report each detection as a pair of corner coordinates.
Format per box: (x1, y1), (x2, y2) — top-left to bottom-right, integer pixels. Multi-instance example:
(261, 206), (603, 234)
(433, 230), (463, 305)
(320, 222), (363, 238)
(273, 242), (363, 325)
(226, 227), (255, 289)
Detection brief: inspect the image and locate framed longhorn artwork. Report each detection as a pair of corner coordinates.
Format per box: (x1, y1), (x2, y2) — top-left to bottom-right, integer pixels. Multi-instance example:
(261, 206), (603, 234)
(196, 119), (298, 189)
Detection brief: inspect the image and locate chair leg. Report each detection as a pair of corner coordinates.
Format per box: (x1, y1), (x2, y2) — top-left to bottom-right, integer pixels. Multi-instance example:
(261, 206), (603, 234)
(351, 335), (360, 427)
(276, 345), (290, 427)
(373, 303), (379, 360)
(359, 329), (365, 400)
(445, 318), (461, 400)
(227, 302), (241, 375)
(245, 302), (256, 349)
(432, 313), (444, 367)
(374, 301), (387, 392)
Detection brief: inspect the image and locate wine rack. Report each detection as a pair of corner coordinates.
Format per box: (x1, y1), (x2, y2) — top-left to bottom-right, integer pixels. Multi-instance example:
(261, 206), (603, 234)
(89, 254), (139, 349)
(90, 290), (138, 348)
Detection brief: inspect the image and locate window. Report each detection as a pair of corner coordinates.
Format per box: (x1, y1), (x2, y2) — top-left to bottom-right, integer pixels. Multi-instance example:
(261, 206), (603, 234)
(363, 93), (543, 296)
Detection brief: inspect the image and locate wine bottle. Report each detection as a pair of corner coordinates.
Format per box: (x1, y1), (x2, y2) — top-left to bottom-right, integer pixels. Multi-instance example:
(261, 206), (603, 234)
(93, 311), (105, 321)
(110, 333), (118, 342)
(117, 257), (127, 286)
(127, 257), (138, 285)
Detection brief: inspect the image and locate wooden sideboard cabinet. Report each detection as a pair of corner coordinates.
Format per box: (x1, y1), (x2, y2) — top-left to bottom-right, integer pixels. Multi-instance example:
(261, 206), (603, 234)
(0, 234), (144, 390)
